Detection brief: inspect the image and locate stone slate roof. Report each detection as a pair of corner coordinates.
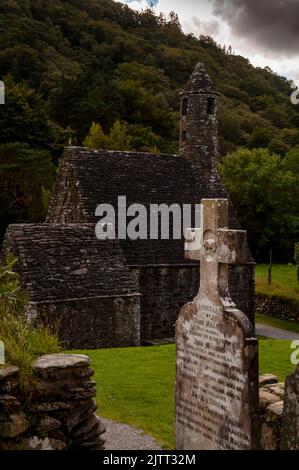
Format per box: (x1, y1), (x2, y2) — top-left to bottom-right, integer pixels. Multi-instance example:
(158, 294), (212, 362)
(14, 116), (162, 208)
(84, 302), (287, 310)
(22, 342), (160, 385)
(2, 224), (139, 302)
(47, 147), (230, 265)
(182, 63), (219, 95)
(51, 147), (203, 217)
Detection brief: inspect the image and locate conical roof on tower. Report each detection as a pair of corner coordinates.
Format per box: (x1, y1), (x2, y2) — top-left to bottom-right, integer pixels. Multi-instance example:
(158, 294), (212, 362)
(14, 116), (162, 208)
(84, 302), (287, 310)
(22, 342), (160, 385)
(182, 63), (219, 94)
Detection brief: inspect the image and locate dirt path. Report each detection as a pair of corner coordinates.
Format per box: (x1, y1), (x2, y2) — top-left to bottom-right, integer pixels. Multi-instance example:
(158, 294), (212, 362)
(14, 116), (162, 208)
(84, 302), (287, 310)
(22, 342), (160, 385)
(101, 417), (163, 450)
(256, 323), (299, 340)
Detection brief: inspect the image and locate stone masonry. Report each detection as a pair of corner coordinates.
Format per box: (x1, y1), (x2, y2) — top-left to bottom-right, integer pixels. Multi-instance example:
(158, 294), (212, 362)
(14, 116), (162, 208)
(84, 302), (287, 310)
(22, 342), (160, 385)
(0, 354), (105, 450)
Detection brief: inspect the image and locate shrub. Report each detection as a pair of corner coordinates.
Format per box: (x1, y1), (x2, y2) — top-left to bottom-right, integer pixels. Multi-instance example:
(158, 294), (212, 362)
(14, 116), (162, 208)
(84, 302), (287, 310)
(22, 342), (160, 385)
(0, 255), (61, 387)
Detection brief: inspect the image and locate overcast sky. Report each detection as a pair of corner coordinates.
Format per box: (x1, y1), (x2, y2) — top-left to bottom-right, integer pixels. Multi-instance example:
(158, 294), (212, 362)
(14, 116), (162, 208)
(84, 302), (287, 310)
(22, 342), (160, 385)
(120, 0), (299, 82)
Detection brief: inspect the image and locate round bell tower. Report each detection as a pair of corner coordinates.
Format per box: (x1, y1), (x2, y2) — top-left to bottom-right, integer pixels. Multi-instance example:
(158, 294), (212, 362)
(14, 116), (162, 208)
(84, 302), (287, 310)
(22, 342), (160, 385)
(180, 63), (220, 183)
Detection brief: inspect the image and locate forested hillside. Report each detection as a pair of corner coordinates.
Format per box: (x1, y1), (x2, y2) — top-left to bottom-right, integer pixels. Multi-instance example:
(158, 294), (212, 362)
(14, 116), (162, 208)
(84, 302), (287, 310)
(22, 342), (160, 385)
(2, 0), (299, 154)
(0, 0), (298, 259)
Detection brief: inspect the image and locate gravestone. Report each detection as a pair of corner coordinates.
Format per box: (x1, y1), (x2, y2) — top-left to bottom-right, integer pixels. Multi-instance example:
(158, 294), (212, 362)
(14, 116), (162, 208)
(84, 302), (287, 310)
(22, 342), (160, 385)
(175, 199), (259, 450)
(281, 363), (299, 449)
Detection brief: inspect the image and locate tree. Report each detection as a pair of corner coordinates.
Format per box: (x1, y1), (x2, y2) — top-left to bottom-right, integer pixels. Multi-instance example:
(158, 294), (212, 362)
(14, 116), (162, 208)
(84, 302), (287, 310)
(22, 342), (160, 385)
(0, 75), (68, 155)
(109, 120), (130, 151)
(268, 138), (290, 157)
(168, 11), (182, 30)
(248, 127), (272, 149)
(219, 109), (243, 145)
(126, 124), (161, 152)
(83, 120), (162, 153)
(282, 148), (299, 236)
(294, 242), (299, 284)
(220, 148), (299, 261)
(0, 142), (55, 240)
(295, 242), (299, 283)
(83, 122), (109, 149)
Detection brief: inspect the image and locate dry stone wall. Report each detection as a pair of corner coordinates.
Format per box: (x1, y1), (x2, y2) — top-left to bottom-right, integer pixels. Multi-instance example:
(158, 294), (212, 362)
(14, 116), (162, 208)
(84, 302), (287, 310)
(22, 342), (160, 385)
(0, 354), (105, 450)
(256, 294), (299, 322)
(259, 370), (299, 450)
(259, 374), (285, 450)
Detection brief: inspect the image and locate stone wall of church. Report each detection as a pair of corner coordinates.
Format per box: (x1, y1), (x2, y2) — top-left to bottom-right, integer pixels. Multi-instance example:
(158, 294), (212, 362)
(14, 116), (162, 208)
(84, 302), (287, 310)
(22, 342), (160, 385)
(131, 266), (200, 341)
(46, 151), (85, 224)
(131, 264), (255, 342)
(29, 296), (141, 349)
(229, 264), (256, 326)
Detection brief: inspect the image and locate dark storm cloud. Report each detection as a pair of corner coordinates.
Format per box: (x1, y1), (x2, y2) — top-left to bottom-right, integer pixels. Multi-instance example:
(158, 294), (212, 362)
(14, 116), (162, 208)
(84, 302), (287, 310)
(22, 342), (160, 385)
(213, 0), (299, 57)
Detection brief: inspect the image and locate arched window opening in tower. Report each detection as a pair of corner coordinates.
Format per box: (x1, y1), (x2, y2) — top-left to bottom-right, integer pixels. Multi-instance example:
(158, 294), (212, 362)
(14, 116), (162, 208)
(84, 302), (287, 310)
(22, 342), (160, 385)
(207, 97), (215, 115)
(182, 131), (187, 142)
(182, 98), (188, 117)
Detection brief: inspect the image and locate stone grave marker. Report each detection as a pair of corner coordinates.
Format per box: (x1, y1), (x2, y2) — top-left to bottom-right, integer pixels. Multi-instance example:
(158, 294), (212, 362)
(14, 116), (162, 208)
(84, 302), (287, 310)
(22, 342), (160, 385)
(175, 199), (260, 450)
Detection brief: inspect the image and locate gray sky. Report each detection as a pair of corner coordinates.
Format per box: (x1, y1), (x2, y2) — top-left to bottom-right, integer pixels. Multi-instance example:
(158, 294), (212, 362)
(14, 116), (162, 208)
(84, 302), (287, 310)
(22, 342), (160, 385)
(121, 0), (299, 81)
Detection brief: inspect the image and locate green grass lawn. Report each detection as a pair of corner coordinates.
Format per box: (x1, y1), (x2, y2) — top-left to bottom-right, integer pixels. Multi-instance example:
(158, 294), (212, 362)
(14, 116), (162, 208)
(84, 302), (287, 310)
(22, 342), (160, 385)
(255, 264), (299, 302)
(73, 338), (295, 449)
(72, 345), (176, 449)
(258, 338), (295, 382)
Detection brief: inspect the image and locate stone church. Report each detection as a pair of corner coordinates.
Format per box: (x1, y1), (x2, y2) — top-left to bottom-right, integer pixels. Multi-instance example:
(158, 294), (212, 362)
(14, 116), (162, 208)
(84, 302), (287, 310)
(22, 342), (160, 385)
(1, 64), (254, 349)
